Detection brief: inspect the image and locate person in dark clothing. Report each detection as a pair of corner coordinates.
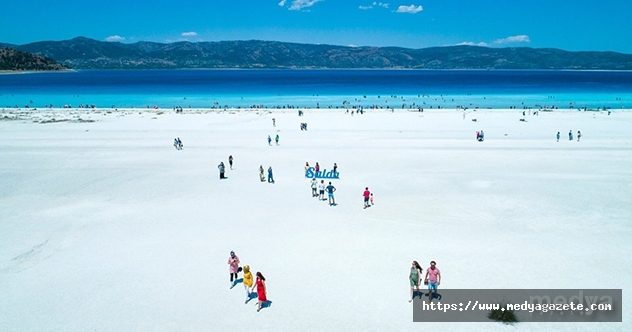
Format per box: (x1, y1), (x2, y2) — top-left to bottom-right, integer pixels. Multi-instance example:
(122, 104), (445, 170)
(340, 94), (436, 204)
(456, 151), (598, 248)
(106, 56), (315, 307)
(218, 162), (226, 179)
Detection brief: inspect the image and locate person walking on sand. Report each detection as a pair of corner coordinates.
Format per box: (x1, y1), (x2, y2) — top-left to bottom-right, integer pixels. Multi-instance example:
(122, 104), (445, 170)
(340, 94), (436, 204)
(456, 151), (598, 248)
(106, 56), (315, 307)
(272, 118), (276, 127)
(259, 165), (266, 182)
(569, 130), (573, 141)
(326, 181), (336, 206)
(363, 187), (371, 209)
(243, 265), (254, 304)
(318, 180), (326, 200)
(304, 162), (310, 178)
(556, 132), (560, 142)
(218, 162), (226, 180)
(228, 155), (234, 170)
(267, 135), (272, 146)
(228, 251), (240, 285)
(251, 272), (267, 312)
(311, 178), (318, 197)
(333, 163), (338, 174)
(370, 193), (374, 206)
(315, 162), (320, 173)
(267, 166), (274, 183)
(577, 130), (582, 142)
(409, 261), (423, 302)
(275, 134), (279, 146)
(424, 261), (441, 303)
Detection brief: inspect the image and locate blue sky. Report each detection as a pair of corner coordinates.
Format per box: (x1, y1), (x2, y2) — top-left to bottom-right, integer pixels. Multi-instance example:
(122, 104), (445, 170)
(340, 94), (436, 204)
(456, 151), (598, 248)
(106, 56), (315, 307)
(2, 0), (631, 53)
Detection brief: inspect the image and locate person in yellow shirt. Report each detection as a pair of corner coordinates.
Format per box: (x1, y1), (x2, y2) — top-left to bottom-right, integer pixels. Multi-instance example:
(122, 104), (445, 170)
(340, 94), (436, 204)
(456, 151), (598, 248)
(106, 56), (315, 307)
(243, 265), (254, 304)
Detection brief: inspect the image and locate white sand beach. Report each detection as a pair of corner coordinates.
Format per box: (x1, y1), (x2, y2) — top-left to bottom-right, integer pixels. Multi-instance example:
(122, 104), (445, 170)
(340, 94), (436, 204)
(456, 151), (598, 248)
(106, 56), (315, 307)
(0, 108), (630, 331)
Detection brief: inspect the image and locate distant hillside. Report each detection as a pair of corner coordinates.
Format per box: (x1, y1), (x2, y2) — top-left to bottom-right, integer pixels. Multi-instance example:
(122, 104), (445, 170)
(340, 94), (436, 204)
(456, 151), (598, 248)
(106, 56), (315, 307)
(10, 37), (632, 70)
(0, 48), (69, 71)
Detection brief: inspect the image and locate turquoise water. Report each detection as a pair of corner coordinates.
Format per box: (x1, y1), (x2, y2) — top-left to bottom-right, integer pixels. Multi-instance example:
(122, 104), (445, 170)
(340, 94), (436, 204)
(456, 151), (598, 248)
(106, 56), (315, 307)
(1, 70), (630, 109)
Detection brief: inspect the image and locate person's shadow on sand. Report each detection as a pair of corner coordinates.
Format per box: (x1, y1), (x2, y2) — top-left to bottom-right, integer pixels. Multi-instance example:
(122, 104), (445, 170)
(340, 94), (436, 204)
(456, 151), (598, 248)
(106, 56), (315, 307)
(245, 292), (257, 304)
(260, 300), (273, 311)
(230, 278), (243, 289)
(423, 292), (442, 301)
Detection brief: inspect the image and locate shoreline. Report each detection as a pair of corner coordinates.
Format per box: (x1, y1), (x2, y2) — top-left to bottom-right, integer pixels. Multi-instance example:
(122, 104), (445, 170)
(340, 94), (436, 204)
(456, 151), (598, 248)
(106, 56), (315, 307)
(1, 106), (624, 124)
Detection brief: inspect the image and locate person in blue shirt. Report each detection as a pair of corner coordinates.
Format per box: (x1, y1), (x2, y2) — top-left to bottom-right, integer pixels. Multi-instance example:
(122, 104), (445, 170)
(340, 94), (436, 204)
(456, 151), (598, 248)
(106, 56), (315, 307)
(267, 135), (272, 146)
(267, 166), (275, 183)
(326, 182), (336, 206)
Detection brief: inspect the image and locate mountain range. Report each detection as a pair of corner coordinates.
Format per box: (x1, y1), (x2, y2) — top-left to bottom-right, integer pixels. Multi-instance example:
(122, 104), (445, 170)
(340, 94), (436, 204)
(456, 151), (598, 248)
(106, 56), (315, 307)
(0, 47), (68, 71)
(3, 37), (632, 70)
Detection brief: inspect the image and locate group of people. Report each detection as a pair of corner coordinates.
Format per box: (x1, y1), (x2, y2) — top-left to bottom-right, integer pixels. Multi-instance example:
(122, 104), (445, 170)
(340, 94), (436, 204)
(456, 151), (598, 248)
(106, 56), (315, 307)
(228, 251), (268, 312)
(305, 162), (338, 174)
(267, 135), (280, 146)
(475, 130), (485, 142)
(217, 155), (234, 179)
(259, 165), (274, 183)
(409, 260), (441, 303)
(310, 178), (336, 205)
(173, 137), (183, 150)
(557, 130), (582, 142)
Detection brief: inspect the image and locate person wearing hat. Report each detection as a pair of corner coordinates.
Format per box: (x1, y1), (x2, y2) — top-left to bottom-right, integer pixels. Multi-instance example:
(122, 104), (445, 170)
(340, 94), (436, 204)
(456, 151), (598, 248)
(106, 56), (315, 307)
(243, 265), (254, 304)
(228, 251), (240, 285)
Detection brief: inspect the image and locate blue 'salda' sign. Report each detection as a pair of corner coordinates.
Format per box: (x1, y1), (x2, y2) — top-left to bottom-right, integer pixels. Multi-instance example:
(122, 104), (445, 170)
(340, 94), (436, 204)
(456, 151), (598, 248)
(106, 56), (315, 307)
(305, 167), (339, 179)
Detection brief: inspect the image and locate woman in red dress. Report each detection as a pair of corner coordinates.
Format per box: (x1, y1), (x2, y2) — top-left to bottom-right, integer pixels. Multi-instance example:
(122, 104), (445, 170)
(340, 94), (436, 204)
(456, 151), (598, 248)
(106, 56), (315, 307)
(251, 271), (267, 312)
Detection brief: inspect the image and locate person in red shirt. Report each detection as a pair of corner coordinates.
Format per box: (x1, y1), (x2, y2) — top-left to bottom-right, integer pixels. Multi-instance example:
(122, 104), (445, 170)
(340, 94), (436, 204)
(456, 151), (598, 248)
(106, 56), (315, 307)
(363, 187), (371, 209)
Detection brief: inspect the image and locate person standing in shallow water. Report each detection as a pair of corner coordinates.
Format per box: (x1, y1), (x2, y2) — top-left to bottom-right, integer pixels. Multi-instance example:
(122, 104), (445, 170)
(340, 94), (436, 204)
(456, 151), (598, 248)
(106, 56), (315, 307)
(577, 131), (582, 142)
(275, 134), (279, 145)
(267, 135), (272, 146)
(556, 132), (560, 142)
(409, 261), (423, 302)
(228, 155), (234, 170)
(569, 130), (573, 141)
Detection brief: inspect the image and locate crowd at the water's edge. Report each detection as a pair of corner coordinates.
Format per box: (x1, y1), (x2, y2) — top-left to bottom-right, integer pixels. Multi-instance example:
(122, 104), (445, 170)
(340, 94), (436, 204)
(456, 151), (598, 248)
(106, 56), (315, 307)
(5, 92), (628, 110)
